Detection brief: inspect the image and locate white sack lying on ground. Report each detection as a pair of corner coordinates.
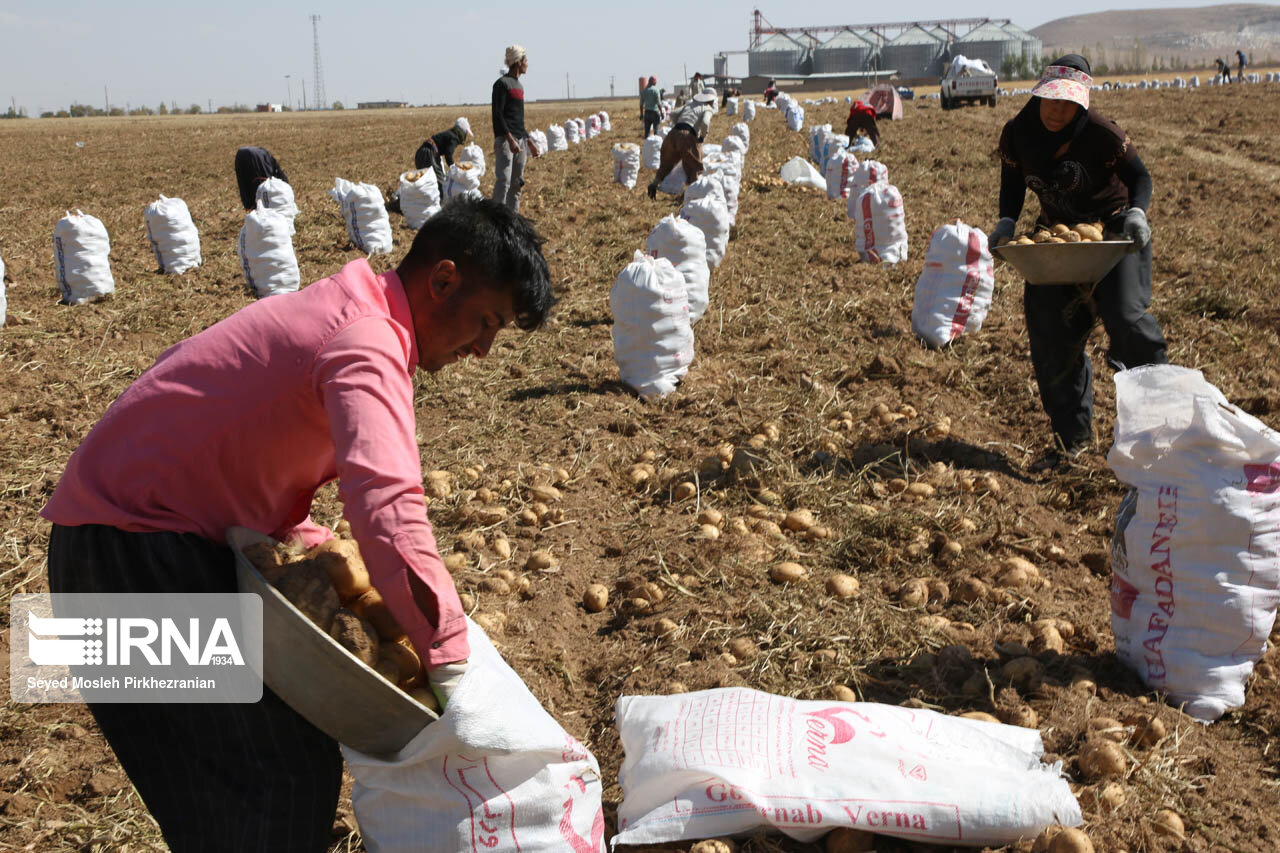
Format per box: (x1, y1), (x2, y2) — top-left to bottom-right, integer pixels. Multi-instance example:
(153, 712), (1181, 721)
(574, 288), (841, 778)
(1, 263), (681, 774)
(646, 214), (709, 325)
(144, 195), (202, 274)
(615, 688), (1082, 847)
(53, 210), (115, 304)
(238, 201), (299, 298)
(344, 619), (606, 853)
(780, 157), (826, 191)
(611, 251), (693, 399)
(911, 220), (995, 348)
(1108, 365), (1280, 721)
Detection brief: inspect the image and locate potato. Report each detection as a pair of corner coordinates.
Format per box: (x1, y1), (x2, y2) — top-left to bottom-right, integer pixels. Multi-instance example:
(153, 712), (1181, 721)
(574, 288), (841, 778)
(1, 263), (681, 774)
(825, 574), (860, 599)
(583, 583), (609, 612)
(442, 552), (469, 574)
(1086, 716), (1126, 742)
(492, 536), (513, 560)
(960, 711), (1000, 724)
(1049, 236), (1067, 243)
(406, 685), (442, 713)
(379, 638), (423, 682)
(1050, 223), (1070, 236)
(827, 684), (858, 702)
(905, 482), (935, 499)
(824, 827), (875, 853)
(526, 549), (555, 570)
(275, 561), (341, 631)
(1003, 656), (1044, 685)
(1078, 740), (1127, 779)
(1074, 223), (1103, 242)
(1092, 782), (1126, 813)
(697, 508), (723, 526)
(637, 581), (666, 604)
(1001, 704), (1039, 728)
(1031, 825), (1062, 853)
(1031, 230), (1053, 243)
(478, 577), (510, 595)
(673, 481), (697, 501)
(329, 609), (379, 666)
(1122, 712), (1167, 747)
(529, 484), (562, 503)
(1151, 808), (1185, 839)
(470, 505), (508, 525)
(898, 578), (929, 608)
(1047, 827), (1094, 853)
(1062, 229), (1082, 243)
(653, 617), (679, 638)
(953, 576), (989, 603)
(755, 520), (785, 540)
(517, 508), (539, 526)
(770, 561), (807, 583)
(243, 540), (294, 584)
(728, 637), (758, 662)
(349, 587), (405, 640)
(698, 523), (721, 540)
(1031, 624), (1065, 654)
(783, 509), (815, 532)
(690, 840), (735, 853)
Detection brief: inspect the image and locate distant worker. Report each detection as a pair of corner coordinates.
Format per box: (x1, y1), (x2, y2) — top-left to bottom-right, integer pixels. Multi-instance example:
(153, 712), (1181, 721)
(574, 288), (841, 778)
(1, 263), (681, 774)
(492, 44), (540, 213)
(763, 79), (779, 106)
(1215, 57), (1232, 83)
(647, 89), (717, 199)
(690, 72), (706, 97)
(845, 100), (880, 147)
(1236, 49), (1248, 82)
(234, 146), (288, 211)
(641, 76), (662, 137)
(720, 87), (742, 108)
(415, 118), (473, 191)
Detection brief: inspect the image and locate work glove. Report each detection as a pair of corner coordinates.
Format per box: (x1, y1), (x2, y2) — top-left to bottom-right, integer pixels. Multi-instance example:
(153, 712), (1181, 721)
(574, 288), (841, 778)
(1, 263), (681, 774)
(1120, 207), (1150, 253)
(989, 217), (1017, 248)
(427, 660), (468, 710)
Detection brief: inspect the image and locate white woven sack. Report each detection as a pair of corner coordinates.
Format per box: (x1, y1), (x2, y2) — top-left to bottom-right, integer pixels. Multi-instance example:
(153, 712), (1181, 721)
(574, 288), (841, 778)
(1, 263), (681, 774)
(721, 135), (747, 159)
(730, 122), (750, 148)
(238, 201), (299, 298)
(53, 210), (115, 305)
(342, 182), (394, 255)
(780, 157), (825, 191)
(442, 163), (483, 205)
(911, 221), (995, 348)
(824, 150), (858, 200)
(611, 251), (693, 399)
(611, 143), (641, 190)
(808, 124), (832, 162)
(851, 135), (875, 153)
(641, 136), (662, 170)
(725, 97), (738, 116)
(742, 100), (756, 121)
(343, 619), (606, 853)
(846, 160), (890, 219)
(564, 120), (581, 144)
(398, 169), (442, 230)
(854, 183), (908, 264)
(821, 133), (849, 172)
(1108, 365), (1280, 722)
(657, 124), (670, 138)
(614, 688), (1081, 847)
(329, 177), (358, 240)
(680, 194), (730, 269)
(702, 159), (740, 225)
(656, 164), (688, 196)
(701, 144), (723, 158)
(683, 174), (726, 208)
(785, 106), (805, 132)
(599, 111), (611, 131)
(255, 178), (298, 232)
(646, 214), (709, 325)
(143, 195), (202, 275)
(455, 143), (486, 177)
(575, 118), (586, 138)
(547, 125), (568, 151)
(586, 115), (601, 139)
(528, 129), (548, 156)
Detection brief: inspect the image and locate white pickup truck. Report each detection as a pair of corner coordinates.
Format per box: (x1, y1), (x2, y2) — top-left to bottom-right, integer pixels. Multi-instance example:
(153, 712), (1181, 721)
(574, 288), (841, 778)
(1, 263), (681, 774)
(940, 55), (998, 109)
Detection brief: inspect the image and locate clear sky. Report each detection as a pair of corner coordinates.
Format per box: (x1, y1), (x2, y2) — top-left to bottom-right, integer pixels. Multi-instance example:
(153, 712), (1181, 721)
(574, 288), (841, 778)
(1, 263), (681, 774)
(1, 0), (1268, 114)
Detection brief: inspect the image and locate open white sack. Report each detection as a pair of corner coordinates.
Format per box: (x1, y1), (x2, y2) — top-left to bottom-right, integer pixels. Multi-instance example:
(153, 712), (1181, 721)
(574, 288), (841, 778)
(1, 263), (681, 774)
(615, 688), (1081, 847)
(824, 150), (858, 201)
(398, 169), (442, 230)
(780, 157), (825, 191)
(343, 619), (606, 853)
(846, 159), (889, 218)
(1108, 365), (1280, 721)
(911, 220), (995, 348)
(455, 143), (486, 176)
(442, 163), (483, 205)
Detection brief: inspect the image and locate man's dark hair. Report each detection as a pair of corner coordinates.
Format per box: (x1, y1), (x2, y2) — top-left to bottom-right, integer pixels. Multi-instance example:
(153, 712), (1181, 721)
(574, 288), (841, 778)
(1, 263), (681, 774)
(398, 198), (554, 331)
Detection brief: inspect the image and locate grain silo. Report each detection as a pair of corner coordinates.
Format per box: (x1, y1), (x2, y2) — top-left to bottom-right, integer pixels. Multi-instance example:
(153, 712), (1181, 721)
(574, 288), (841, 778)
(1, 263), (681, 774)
(748, 33), (807, 77)
(813, 29), (872, 73)
(1000, 22), (1043, 64)
(956, 21), (1024, 74)
(878, 25), (944, 80)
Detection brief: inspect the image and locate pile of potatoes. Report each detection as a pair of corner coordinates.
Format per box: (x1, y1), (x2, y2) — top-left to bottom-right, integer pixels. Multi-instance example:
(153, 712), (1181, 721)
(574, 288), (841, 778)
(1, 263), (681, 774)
(1003, 222), (1106, 246)
(243, 533), (437, 709)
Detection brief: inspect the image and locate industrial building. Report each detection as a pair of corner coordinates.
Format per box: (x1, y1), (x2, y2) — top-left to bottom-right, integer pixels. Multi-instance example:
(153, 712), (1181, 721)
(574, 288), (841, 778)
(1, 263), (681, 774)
(721, 10), (1042, 92)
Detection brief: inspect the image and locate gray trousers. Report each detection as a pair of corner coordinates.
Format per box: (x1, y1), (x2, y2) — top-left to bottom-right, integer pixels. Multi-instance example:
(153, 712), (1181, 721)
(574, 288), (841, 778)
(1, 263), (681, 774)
(492, 137), (528, 212)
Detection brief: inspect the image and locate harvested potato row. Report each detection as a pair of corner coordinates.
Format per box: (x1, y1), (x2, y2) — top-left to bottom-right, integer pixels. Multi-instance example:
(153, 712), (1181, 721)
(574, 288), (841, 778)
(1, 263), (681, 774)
(1008, 221), (1107, 246)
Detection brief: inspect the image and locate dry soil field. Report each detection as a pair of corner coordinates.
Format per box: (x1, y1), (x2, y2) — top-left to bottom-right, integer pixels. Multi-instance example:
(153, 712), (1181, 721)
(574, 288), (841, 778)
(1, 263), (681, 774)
(1, 81), (1279, 852)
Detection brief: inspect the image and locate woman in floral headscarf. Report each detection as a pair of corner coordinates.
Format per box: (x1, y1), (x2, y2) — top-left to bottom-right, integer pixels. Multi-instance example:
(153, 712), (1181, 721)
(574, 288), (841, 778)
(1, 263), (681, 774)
(990, 54), (1168, 470)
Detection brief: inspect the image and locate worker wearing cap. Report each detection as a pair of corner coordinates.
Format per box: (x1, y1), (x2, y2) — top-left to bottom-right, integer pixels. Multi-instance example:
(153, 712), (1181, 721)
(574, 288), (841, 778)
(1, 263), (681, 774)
(415, 118), (473, 192)
(648, 90), (717, 199)
(640, 76), (662, 137)
(990, 55), (1168, 471)
(492, 45), (539, 213)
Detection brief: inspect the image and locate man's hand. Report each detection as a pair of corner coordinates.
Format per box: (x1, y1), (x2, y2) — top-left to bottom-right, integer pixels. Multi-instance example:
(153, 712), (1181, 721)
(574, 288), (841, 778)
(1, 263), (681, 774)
(989, 217), (1017, 248)
(1121, 208), (1150, 253)
(428, 659), (469, 709)
(506, 133), (519, 155)
(529, 140), (541, 158)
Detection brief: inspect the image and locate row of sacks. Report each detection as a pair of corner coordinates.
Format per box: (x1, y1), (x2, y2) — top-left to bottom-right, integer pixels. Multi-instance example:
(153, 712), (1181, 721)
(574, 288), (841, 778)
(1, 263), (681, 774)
(611, 126), (753, 397)
(543, 111), (613, 151)
(721, 97), (758, 122)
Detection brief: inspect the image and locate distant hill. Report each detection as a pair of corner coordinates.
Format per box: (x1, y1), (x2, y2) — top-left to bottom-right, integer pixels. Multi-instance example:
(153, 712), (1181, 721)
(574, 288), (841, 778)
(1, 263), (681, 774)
(1032, 3), (1280, 68)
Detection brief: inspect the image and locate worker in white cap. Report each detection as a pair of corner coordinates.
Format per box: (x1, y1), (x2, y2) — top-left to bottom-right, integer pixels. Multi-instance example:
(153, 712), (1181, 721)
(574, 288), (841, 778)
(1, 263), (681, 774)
(492, 44), (538, 212)
(648, 89), (717, 199)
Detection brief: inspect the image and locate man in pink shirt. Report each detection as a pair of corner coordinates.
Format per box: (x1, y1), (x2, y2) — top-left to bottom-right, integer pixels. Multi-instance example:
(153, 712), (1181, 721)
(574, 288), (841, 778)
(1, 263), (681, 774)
(42, 198), (552, 852)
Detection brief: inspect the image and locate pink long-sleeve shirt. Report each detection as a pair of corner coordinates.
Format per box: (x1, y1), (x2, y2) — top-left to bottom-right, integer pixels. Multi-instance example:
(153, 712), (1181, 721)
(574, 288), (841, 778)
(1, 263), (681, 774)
(42, 258), (468, 667)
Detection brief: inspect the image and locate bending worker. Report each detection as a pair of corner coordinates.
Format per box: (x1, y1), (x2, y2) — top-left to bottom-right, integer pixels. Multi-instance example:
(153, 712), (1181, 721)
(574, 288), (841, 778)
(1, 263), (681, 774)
(41, 199), (553, 851)
(415, 117), (473, 191)
(989, 55), (1168, 470)
(647, 89), (717, 199)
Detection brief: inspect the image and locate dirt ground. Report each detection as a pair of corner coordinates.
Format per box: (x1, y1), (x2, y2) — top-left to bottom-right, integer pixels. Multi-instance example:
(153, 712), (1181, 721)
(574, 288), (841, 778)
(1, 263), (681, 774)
(1, 81), (1279, 853)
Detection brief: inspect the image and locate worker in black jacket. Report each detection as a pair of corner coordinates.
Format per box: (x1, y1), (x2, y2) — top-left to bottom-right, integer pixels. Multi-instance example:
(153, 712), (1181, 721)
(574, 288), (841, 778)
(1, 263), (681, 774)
(415, 118), (473, 191)
(989, 55), (1168, 470)
(234, 146), (288, 211)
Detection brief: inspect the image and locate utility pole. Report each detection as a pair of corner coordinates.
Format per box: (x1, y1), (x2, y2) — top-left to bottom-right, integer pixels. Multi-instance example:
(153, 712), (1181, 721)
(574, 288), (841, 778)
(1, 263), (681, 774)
(302, 79), (307, 111)
(104, 85), (109, 114)
(208, 98), (212, 114)
(285, 75), (292, 110)
(566, 73), (570, 100)
(610, 75), (615, 97)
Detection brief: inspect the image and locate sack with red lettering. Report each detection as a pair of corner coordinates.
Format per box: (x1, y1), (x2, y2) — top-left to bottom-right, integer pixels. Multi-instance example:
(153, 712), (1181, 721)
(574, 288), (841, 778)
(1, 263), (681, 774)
(1108, 365), (1280, 722)
(911, 221), (995, 348)
(853, 183), (908, 264)
(342, 617), (606, 853)
(845, 160), (889, 220)
(614, 688), (1081, 847)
